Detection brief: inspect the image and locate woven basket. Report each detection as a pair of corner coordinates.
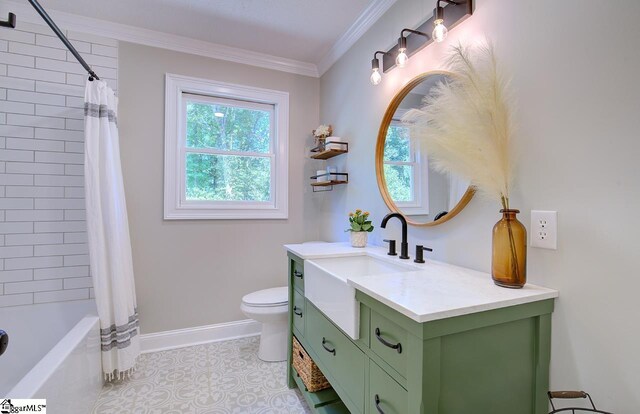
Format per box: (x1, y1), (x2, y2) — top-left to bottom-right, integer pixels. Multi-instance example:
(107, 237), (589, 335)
(292, 336), (331, 392)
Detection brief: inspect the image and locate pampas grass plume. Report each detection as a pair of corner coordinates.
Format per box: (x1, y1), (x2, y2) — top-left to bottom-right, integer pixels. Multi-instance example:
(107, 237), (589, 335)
(403, 42), (515, 209)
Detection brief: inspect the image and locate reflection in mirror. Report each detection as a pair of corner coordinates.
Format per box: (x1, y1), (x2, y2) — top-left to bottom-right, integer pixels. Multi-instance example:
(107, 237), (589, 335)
(377, 72), (473, 226)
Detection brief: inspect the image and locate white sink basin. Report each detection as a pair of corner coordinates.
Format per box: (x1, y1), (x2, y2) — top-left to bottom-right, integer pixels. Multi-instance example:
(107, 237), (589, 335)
(305, 255), (415, 339)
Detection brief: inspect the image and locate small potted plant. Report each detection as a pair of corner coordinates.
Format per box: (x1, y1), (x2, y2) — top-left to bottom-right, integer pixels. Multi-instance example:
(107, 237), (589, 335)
(346, 210), (374, 248)
(313, 124), (333, 150)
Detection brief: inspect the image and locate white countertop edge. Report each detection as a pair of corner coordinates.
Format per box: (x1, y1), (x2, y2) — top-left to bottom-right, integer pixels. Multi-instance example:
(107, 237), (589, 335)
(284, 243), (374, 260)
(348, 279), (559, 323)
(285, 242), (559, 324)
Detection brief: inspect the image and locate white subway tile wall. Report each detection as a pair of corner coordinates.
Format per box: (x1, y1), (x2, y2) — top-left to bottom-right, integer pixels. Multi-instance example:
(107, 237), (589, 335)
(0, 22), (117, 307)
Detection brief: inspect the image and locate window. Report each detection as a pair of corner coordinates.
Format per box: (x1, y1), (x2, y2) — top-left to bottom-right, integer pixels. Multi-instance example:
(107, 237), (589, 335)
(383, 121), (429, 215)
(164, 74), (289, 219)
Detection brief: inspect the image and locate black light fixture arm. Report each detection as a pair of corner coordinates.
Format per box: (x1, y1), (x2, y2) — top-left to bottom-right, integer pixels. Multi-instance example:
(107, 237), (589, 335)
(435, 0), (467, 20)
(398, 29), (429, 54)
(371, 50), (390, 70)
(400, 28), (430, 39)
(25, 0), (99, 81)
(0, 12), (16, 28)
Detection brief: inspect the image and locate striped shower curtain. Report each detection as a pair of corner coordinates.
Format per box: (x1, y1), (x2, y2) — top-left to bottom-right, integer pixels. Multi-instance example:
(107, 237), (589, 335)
(84, 80), (139, 380)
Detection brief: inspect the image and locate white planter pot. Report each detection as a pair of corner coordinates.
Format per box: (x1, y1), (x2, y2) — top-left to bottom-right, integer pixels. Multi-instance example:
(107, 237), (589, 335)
(350, 231), (368, 248)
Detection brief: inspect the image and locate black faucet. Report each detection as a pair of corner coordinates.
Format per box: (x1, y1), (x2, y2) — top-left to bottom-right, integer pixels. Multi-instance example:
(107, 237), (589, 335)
(383, 239), (397, 256)
(414, 245), (433, 264)
(380, 213), (409, 259)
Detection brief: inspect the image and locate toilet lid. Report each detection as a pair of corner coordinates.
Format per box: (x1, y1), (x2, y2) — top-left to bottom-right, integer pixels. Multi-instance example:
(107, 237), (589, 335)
(242, 287), (288, 307)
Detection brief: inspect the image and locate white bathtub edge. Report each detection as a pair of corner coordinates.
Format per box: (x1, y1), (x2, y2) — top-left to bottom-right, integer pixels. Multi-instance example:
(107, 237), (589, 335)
(140, 319), (260, 354)
(8, 315), (100, 398)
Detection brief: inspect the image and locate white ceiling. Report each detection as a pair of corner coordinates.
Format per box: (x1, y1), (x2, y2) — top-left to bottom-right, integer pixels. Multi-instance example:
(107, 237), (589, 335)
(34, 0), (377, 65)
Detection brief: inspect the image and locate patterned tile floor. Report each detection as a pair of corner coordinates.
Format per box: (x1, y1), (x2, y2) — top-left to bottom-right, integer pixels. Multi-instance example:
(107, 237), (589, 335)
(93, 336), (311, 413)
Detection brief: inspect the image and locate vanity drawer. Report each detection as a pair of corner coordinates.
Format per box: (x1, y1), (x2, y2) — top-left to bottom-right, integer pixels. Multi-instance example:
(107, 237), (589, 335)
(292, 289), (305, 334)
(292, 259), (304, 292)
(368, 360), (408, 414)
(306, 301), (365, 413)
(370, 311), (408, 378)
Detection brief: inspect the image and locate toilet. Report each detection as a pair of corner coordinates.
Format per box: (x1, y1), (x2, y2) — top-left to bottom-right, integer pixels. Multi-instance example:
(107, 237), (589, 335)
(241, 286), (288, 362)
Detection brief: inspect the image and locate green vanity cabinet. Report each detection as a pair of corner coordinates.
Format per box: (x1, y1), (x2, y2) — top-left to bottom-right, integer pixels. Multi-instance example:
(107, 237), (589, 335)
(288, 253), (354, 413)
(369, 360), (408, 414)
(369, 310), (409, 380)
(287, 252), (554, 414)
(306, 302), (367, 413)
(292, 289), (305, 334)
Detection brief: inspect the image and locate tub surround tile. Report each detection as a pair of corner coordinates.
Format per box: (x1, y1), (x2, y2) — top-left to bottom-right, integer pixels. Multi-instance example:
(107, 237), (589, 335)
(34, 287), (89, 304)
(0, 22), (119, 307)
(0, 292), (33, 307)
(0, 269), (33, 283)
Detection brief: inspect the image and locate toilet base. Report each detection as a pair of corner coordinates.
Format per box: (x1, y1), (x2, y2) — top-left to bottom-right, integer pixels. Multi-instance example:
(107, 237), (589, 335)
(257, 319), (287, 362)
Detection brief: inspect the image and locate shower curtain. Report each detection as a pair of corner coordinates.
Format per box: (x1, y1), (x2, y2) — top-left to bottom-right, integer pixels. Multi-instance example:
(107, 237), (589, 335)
(84, 80), (139, 380)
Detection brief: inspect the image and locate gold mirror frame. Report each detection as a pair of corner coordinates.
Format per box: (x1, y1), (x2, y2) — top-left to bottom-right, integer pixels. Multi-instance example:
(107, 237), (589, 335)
(375, 70), (475, 227)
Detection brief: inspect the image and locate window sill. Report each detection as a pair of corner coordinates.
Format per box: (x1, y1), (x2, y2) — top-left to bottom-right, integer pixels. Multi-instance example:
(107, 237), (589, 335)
(164, 208), (288, 220)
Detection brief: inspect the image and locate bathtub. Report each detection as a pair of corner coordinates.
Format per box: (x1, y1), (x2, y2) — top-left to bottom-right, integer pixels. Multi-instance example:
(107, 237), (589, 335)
(0, 300), (103, 413)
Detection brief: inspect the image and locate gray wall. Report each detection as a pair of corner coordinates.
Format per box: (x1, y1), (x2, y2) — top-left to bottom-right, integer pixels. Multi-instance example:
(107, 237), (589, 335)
(319, 0), (640, 411)
(118, 42), (320, 334)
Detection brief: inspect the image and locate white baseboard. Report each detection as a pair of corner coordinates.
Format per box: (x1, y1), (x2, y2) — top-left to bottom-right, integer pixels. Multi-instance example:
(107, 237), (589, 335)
(140, 319), (261, 353)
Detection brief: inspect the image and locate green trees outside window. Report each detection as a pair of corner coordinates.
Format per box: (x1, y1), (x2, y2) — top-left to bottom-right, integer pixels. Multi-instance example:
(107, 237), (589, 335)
(383, 124), (414, 203)
(185, 100), (273, 202)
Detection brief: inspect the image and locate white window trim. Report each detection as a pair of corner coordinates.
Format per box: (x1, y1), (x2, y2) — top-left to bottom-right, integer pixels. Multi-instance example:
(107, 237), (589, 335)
(164, 73), (289, 220)
(385, 121), (429, 216)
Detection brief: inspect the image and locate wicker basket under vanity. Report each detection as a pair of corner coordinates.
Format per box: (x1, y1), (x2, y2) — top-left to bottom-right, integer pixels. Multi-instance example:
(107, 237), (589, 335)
(292, 336), (331, 392)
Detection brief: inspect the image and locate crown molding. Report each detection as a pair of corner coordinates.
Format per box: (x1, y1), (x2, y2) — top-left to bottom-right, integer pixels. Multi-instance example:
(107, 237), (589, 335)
(0, 1), (319, 77)
(317, 0), (398, 76)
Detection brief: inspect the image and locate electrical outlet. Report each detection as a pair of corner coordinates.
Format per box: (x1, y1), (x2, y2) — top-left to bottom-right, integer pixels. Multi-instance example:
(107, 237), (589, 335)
(530, 210), (557, 250)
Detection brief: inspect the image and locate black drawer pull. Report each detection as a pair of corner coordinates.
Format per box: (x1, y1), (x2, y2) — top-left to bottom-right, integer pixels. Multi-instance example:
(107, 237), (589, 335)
(294, 270), (303, 279)
(374, 394), (385, 414)
(375, 327), (402, 354)
(321, 337), (336, 356)
(293, 306), (303, 317)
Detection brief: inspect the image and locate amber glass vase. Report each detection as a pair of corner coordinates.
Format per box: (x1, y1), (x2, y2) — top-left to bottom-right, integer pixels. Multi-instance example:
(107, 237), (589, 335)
(492, 209), (527, 288)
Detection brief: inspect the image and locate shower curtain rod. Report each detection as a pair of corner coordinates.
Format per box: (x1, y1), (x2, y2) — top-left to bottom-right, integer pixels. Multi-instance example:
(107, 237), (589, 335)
(26, 0), (100, 81)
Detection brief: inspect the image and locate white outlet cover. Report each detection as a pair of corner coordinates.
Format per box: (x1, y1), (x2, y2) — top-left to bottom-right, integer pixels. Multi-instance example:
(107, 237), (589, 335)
(530, 210), (557, 250)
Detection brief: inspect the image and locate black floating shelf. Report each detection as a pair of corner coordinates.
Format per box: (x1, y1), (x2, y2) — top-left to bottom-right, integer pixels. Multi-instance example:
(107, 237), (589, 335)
(310, 172), (348, 192)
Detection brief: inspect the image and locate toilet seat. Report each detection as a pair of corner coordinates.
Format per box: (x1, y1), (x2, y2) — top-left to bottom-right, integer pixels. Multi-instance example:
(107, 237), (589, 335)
(242, 286), (288, 308)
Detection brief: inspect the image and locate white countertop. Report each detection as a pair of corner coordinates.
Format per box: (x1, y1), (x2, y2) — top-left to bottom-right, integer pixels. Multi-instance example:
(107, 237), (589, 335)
(285, 242), (558, 323)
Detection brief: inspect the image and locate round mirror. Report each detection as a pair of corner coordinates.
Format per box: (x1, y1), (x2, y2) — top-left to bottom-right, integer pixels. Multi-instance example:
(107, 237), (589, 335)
(375, 71), (474, 226)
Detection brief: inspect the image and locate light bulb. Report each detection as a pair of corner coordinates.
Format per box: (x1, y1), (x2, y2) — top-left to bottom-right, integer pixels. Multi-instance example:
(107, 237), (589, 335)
(432, 19), (448, 43)
(396, 49), (408, 68)
(370, 68), (382, 85)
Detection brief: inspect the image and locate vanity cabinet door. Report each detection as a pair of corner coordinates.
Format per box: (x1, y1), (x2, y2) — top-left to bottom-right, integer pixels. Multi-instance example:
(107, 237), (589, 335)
(370, 311), (408, 378)
(306, 301), (365, 413)
(292, 259), (304, 293)
(292, 289), (305, 335)
(368, 360), (408, 414)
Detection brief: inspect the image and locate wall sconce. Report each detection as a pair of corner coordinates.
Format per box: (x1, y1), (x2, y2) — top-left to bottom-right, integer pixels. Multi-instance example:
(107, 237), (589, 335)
(433, 0), (467, 43)
(396, 29), (429, 68)
(371, 51), (390, 85)
(369, 0), (473, 85)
